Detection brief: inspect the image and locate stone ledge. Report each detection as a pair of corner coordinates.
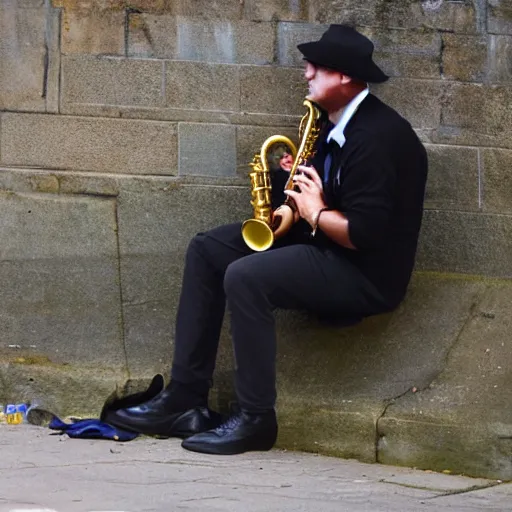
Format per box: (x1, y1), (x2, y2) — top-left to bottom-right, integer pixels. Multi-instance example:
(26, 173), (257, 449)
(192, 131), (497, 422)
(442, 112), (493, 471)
(2, 270), (511, 480)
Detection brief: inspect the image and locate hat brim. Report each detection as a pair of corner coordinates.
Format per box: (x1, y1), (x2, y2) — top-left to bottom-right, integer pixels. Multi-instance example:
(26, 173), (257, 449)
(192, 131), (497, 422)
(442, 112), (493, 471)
(297, 41), (389, 84)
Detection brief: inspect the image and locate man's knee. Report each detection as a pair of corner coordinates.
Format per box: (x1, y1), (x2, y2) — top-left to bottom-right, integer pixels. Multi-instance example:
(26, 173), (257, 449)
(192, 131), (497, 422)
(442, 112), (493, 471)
(186, 232), (206, 257)
(224, 257), (258, 297)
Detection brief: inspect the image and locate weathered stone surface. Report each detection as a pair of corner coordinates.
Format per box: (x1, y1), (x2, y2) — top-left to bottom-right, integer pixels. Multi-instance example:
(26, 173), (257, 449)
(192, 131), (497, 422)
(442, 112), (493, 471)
(379, 281), (512, 479)
(61, 9), (125, 55)
(0, 3), (46, 111)
(364, 27), (442, 79)
(61, 56), (164, 110)
(0, 192), (124, 369)
(423, 144), (479, 210)
(273, 275), (488, 462)
(179, 123), (237, 177)
(481, 147), (512, 213)
(488, 35), (512, 82)
(244, 0), (308, 21)
(277, 398), (384, 462)
(310, 0), (482, 34)
(165, 62), (240, 112)
(488, 0), (512, 34)
(277, 22), (329, 67)
(116, 185), (249, 375)
(240, 66), (307, 116)
(442, 34), (487, 82)
(175, 0), (243, 19)
(127, 14), (177, 58)
(0, 363), (125, 418)
(178, 18), (275, 65)
(0, 113), (178, 175)
(436, 83), (512, 149)
(54, 0), (243, 18)
(130, 15), (275, 65)
(45, 6), (61, 113)
(372, 78), (442, 129)
(236, 125), (298, 176)
(416, 210), (512, 277)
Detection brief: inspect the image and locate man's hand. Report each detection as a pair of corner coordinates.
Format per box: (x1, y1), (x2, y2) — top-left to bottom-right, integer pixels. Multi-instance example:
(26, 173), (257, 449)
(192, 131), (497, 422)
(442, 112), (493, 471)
(284, 165), (327, 227)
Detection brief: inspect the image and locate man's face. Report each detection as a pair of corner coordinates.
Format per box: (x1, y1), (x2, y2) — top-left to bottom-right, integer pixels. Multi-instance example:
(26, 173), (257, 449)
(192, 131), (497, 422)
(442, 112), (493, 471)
(304, 61), (345, 111)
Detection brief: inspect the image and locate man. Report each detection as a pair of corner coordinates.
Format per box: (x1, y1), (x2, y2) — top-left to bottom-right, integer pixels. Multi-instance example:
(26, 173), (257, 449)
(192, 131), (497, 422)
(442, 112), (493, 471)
(105, 25), (428, 455)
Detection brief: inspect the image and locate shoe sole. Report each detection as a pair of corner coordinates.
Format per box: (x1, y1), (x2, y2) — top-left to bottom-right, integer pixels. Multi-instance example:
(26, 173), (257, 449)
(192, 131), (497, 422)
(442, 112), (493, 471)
(181, 437), (276, 455)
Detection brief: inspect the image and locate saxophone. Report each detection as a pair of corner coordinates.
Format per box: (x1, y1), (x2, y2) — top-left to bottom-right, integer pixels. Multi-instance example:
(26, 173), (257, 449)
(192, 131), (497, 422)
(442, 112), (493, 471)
(241, 99), (323, 252)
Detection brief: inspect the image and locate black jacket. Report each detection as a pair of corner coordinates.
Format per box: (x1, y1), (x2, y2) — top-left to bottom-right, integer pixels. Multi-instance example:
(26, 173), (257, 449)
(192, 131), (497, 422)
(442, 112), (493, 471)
(305, 93), (428, 308)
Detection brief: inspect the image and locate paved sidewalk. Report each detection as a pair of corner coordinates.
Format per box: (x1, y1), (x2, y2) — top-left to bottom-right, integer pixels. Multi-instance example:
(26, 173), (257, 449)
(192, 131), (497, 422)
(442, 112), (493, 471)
(0, 425), (510, 512)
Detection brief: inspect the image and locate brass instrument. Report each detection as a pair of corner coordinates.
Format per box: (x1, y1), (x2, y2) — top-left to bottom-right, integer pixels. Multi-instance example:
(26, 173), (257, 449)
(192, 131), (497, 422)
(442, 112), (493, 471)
(241, 99), (323, 252)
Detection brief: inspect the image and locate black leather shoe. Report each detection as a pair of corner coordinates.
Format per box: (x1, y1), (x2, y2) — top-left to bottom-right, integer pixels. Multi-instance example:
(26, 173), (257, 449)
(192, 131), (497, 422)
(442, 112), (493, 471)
(104, 405), (223, 438)
(181, 410), (278, 455)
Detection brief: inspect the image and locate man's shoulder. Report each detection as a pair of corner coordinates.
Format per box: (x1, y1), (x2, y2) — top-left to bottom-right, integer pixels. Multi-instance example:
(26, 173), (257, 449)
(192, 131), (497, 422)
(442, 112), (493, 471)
(347, 93), (417, 143)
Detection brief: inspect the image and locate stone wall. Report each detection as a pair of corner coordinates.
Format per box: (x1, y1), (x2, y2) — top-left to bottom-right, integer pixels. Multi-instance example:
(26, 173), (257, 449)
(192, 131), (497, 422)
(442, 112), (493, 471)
(1, 0), (512, 479)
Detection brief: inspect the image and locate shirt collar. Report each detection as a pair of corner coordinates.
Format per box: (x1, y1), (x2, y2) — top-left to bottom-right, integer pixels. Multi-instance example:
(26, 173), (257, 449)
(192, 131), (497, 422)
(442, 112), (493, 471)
(326, 87), (369, 148)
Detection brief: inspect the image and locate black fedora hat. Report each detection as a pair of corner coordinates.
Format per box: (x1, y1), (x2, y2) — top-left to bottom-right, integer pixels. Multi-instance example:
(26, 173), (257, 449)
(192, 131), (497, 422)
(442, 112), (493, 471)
(297, 25), (388, 83)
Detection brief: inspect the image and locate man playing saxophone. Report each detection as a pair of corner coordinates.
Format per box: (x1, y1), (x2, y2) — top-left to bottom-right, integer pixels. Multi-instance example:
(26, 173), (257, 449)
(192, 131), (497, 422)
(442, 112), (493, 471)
(105, 25), (428, 455)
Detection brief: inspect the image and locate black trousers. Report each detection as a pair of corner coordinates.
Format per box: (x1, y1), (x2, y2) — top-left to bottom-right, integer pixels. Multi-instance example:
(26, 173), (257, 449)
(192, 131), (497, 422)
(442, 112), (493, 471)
(171, 222), (389, 412)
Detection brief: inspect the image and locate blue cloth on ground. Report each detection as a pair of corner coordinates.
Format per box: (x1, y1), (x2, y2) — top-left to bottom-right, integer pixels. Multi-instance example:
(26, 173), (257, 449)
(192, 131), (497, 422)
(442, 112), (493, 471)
(48, 416), (138, 441)
(27, 373), (165, 442)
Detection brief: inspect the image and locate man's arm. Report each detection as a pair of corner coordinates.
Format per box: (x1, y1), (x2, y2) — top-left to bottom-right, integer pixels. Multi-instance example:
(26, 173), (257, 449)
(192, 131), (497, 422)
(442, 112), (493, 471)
(286, 137), (396, 251)
(314, 209), (355, 249)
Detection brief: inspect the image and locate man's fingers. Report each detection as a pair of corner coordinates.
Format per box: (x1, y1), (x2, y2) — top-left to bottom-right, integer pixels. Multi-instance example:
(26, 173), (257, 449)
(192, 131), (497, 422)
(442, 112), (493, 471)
(293, 174), (318, 191)
(296, 165), (322, 187)
(284, 190), (299, 200)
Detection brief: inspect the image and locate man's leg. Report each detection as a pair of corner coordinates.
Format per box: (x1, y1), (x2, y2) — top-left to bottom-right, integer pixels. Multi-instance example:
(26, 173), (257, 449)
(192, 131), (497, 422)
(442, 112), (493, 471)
(105, 223), (253, 437)
(170, 222), (255, 395)
(182, 244), (389, 454)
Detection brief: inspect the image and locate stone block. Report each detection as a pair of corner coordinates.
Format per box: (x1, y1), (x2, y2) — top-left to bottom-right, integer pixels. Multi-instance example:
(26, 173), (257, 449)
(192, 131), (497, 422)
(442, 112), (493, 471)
(372, 78), (442, 129)
(236, 125), (298, 177)
(116, 185), (249, 374)
(0, 3), (46, 111)
(240, 66), (308, 116)
(379, 281), (512, 480)
(481, 148), (512, 213)
(176, 18), (275, 65)
(244, 0), (308, 22)
(416, 210), (512, 277)
(0, 192), (125, 369)
(435, 83), (512, 149)
(179, 123), (237, 177)
(363, 27), (442, 79)
(423, 144), (479, 210)
(61, 9), (125, 55)
(175, 0), (243, 19)
(310, 0), (482, 33)
(165, 61), (240, 112)
(442, 34), (487, 82)
(277, 22), (328, 67)
(277, 398), (384, 463)
(127, 13), (178, 58)
(0, 113), (178, 175)
(488, 35), (512, 82)
(61, 56), (164, 110)
(488, 0), (512, 34)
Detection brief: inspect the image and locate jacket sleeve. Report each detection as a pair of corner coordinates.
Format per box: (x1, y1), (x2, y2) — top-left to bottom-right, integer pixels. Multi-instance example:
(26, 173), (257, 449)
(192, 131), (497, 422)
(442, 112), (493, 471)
(337, 135), (396, 250)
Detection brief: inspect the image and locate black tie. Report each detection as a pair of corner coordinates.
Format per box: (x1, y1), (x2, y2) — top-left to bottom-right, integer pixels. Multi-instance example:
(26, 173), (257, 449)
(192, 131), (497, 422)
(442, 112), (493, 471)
(323, 140), (339, 187)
